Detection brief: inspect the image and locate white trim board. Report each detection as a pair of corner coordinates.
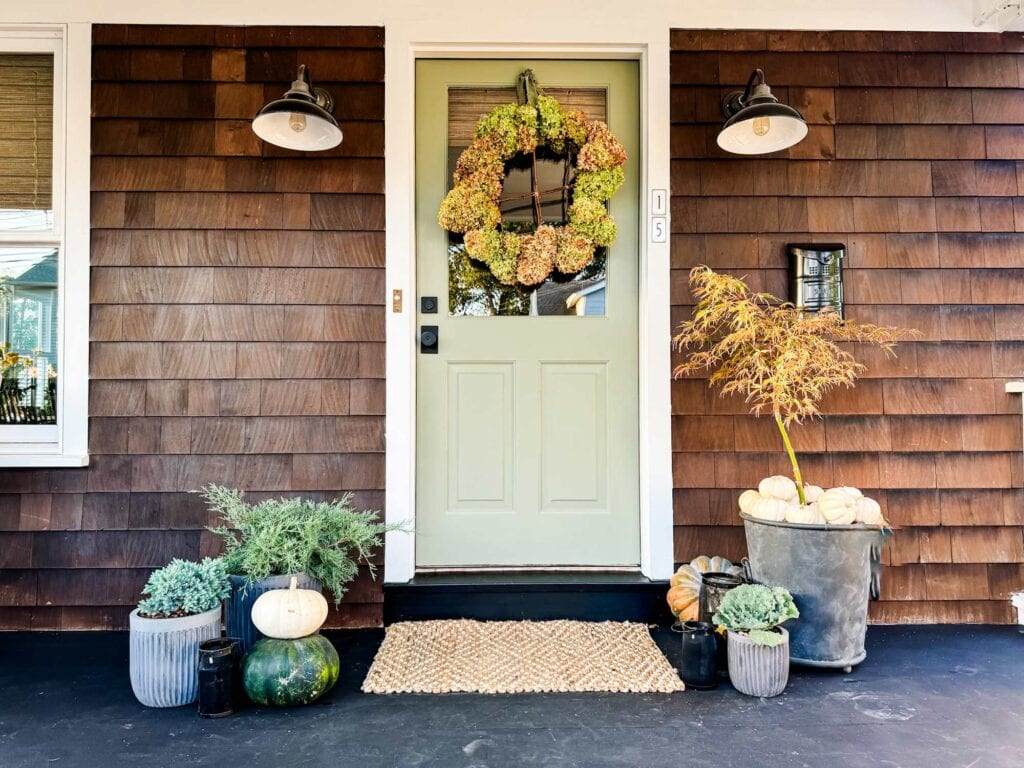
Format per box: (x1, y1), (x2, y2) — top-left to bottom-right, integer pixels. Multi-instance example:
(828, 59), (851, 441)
(1, 1), (988, 32)
(384, 42), (674, 583)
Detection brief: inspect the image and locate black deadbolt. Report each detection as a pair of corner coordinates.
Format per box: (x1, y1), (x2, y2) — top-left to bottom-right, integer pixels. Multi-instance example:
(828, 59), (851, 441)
(421, 296), (438, 314)
(420, 325), (438, 354)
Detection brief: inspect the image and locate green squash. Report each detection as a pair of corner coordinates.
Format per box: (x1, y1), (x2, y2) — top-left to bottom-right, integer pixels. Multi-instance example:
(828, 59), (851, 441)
(242, 634), (340, 706)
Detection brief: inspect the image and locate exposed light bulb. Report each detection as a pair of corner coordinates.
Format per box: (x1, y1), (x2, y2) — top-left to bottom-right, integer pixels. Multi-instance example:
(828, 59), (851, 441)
(289, 112), (307, 133)
(752, 116), (771, 136)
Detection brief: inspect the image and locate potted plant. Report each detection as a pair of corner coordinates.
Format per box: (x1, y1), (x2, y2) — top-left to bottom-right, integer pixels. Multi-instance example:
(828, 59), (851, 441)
(204, 485), (403, 654)
(674, 266), (912, 671)
(713, 583), (798, 697)
(129, 557), (230, 708)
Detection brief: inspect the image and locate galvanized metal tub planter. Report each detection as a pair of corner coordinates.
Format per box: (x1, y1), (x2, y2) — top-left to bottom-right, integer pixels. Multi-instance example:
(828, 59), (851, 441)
(740, 512), (885, 671)
(225, 573), (322, 655)
(129, 605), (222, 708)
(727, 627), (789, 697)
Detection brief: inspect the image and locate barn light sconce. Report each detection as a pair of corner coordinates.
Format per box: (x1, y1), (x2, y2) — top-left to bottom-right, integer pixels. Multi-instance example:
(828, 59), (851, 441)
(717, 69), (808, 155)
(252, 65), (343, 152)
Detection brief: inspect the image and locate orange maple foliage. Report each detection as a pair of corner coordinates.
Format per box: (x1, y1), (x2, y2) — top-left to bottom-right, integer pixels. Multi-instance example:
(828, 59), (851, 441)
(673, 266), (915, 505)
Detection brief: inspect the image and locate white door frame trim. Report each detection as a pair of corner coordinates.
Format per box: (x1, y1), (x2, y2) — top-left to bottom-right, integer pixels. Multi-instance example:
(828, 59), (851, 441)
(384, 40), (674, 583)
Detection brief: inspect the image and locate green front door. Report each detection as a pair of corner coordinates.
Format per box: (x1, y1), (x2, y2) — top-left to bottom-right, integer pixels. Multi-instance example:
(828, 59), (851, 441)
(415, 60), (640, 567)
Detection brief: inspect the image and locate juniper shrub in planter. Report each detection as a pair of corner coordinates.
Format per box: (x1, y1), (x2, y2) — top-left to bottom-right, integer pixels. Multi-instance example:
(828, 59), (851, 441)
(204, 485), (404, 653)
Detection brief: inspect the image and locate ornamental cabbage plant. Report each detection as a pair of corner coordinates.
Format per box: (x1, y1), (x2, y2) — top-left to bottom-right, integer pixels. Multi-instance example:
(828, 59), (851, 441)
(712, 583), (799, 647)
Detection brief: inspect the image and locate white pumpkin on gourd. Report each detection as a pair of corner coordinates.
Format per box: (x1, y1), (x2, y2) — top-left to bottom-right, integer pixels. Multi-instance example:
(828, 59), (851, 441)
(738, 489), (763, 515)
(250, 576), (329, 640)
(855, 496), (885, 526)
(750, 496), (789, 522)
(758, 475), (798, 501)
(817, 487), (859, 525)
(784, 502), (824, 525)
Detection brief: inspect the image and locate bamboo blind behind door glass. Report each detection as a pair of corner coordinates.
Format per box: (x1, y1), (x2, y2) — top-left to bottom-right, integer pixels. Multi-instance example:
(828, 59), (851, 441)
(0, 54), (54, 231)
(447, 87), (606, 146)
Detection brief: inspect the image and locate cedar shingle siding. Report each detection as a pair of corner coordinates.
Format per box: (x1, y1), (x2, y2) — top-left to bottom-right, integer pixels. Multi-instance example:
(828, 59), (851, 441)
(671, 30), (1024, 624)
(0, 25), (385, 630)
(1, 27), (1022, 629)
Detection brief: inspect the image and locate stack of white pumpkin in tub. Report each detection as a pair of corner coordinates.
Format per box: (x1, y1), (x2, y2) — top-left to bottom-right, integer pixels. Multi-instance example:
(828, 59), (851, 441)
(739, 475), (887, 527)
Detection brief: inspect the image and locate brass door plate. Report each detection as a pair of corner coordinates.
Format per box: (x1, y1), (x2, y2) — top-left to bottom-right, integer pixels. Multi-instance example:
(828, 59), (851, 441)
(392, 289), (403, 313)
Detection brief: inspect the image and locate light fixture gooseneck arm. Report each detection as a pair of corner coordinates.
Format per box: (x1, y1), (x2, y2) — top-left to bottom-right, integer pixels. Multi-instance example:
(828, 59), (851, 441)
(284, 65), (335, 114)
(723, 68), (769, 118)
(738, 69), (765, 108)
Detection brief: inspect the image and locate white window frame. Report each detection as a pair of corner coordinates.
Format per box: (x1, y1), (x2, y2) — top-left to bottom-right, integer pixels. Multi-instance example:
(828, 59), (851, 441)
(0, 25), (89, 466)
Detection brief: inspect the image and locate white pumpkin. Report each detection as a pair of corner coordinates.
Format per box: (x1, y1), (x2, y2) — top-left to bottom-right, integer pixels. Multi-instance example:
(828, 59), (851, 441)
(750, 496), (789, 522)
(818, 488), (858, 525)
(803, 484), (824, 503)
(738, 489), (763, 515)
(758, 475), (797, 501)
(834, 485), (864, 499)
(251, 576), (329, 640)
(855, 496), (885, 526)
(784, 502), (824, 525)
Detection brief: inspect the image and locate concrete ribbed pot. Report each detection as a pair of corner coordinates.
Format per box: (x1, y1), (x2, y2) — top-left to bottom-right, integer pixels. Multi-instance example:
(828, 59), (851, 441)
(225, 573), (321, 655)
(727, 627), (790, 698)
(129, 606), (221, 708)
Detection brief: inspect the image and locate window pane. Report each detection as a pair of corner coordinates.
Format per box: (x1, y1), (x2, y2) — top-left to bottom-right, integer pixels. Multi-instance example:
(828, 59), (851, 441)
(0, 246), (57, 424)
(447, 86), (608, 317)
(0, 54), (54, 232)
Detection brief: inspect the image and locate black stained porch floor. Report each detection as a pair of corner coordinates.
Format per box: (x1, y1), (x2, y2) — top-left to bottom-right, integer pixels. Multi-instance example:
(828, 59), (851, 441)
(1, 625), (1022, 768)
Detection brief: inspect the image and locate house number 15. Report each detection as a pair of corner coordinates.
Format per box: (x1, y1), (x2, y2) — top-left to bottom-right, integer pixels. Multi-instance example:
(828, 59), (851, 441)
(650, 188), (667, 243)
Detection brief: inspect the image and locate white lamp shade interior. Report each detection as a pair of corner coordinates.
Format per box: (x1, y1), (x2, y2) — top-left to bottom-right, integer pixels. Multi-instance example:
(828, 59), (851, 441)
(252, 110), (343, 152)
(716, 113), (808, 155)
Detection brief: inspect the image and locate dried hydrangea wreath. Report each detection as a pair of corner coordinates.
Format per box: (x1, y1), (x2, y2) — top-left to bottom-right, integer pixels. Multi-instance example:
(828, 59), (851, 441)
(437, 75), (627, 288)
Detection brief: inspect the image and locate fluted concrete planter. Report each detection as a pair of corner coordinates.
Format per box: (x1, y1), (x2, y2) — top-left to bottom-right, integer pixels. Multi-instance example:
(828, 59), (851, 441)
(727, 627), (790, 698)
(129, 606), (221, 708)
(225, 573), (321, 655)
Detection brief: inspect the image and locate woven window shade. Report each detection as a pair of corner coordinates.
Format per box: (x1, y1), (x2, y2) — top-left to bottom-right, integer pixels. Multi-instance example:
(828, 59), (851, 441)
(0, 54), (54, 211)
(448, 87), (606, 146)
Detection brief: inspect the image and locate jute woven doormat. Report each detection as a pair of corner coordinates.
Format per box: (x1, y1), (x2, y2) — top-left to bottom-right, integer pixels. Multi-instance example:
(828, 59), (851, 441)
(361, 619), (684, 694)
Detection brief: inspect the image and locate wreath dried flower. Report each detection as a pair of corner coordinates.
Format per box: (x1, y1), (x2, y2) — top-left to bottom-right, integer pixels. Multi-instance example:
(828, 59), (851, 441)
(438, 83), (627, 288)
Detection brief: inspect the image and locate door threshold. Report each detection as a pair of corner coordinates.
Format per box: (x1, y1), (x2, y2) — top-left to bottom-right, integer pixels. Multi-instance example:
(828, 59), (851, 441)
(384, 570), (669, 624)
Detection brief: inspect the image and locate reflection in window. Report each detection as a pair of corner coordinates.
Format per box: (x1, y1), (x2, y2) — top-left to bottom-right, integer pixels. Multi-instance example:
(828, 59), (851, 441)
(447, 86), (608, 317)
(0, 247), (57, 424)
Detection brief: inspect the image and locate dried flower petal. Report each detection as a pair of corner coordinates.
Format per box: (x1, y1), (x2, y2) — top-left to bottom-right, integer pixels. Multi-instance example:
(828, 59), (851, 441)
(568, 198), (616, 247)
(555, 228), (595, 274)
(578, 120), (628, 171)
(438, 187), (501, 233)
(516, 225), (557, 286)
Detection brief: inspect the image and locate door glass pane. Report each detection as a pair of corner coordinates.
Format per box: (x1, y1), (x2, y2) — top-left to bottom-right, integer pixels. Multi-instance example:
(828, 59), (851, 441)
(447, 87), (608, 317)
(0, 246), (58, 424)
(0, 54), (54, 232)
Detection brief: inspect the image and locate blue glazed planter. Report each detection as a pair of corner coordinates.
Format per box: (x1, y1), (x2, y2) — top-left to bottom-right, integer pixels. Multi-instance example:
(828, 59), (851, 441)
(129, 606), (222, 708)
(225, 573), (322, 655)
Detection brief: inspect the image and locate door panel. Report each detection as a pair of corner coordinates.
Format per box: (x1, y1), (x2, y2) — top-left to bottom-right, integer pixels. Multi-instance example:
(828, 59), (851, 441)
(446, 362), (515, 513)
(415, 59), (640, 567)
(540, 362), (607, 512)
